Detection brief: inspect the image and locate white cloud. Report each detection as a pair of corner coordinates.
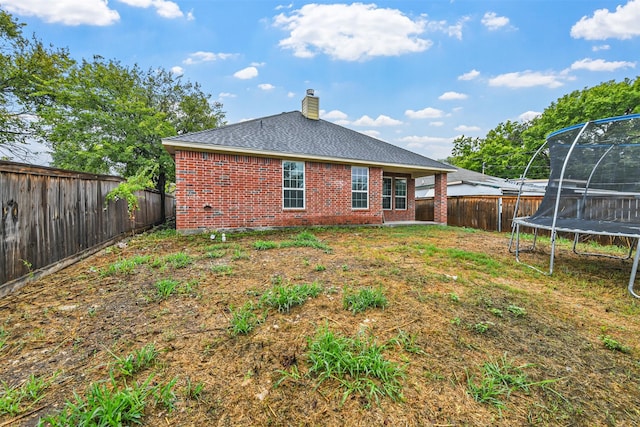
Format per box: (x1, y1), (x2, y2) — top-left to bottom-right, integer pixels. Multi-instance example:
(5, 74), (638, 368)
(489, 70), (566, 89)
(398, 135), (452, 144)
(352, 115), (403, 127)
(430, 121), (445, 127)
(481, 12), (510, 31)
(397, 135), (454, 158)
(458, 69), (480, 81)
(455, 125), (481, 133)
(287, 92), (295, 98)
(183, 51), (235, 65)
(571, 0), (640, 40)
(439, 91), (468, 101)
(405, 107), (444, 119)
(593, 44), (610, 51)
(170, 66), (184, 75)
(118, 0), (184, 19)
(426, 16), (470, 40)
(570, 58), (636, 72)
(273, 3), (432, 61)
(258, 83), (275, 90)
(519, 111), (541, 122)
(186, 10), (194, 20)
(2, 0), (120, 26)
(322, 110), (349, 120)
(233, 66), (259, 80)
(219, 92), (237, 99)
(275, 3), (293, 11)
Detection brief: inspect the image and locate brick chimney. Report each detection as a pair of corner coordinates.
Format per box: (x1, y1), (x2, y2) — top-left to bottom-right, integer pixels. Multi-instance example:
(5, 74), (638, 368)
(301, 89), (319, 120)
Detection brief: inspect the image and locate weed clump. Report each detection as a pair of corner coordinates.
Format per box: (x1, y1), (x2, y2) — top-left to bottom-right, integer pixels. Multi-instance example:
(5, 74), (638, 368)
(261, 282), (322, 313)
(343, 286), (388, 313)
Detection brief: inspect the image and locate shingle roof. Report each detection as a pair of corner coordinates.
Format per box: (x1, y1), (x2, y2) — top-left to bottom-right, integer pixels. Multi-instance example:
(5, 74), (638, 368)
(416, 166), (498, 187)
(163, 111), (454, 175)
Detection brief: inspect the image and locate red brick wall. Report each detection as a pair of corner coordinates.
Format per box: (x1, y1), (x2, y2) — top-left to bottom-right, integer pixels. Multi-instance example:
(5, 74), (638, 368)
(174, 151), (392, 231)
(382, 173), (416, 222)
(434, 173), (448, 224)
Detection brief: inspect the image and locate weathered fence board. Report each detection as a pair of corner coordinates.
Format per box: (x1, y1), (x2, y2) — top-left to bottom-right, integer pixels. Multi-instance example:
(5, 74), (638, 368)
(416, 195), (630, 246)
(416, 196), (543, 232)
(1, 161), (175, 294)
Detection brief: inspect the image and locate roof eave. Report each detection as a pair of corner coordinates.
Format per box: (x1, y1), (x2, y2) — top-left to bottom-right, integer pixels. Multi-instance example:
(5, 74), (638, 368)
(162, 140), (456, 177)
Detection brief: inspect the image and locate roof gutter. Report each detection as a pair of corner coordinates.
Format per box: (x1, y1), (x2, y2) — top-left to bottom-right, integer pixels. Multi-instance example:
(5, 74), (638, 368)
(162, 140), (456, 177)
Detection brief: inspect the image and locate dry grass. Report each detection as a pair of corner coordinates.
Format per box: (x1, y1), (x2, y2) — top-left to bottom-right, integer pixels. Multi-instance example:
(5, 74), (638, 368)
(1, 225), (640, 426)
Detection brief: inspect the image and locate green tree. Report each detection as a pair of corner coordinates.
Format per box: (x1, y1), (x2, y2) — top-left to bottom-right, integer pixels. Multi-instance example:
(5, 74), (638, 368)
(449, 77), (640, 179)
(449, 120), (530, 178)
(35, 56), (224, 183)
(0, 9), (71, 159)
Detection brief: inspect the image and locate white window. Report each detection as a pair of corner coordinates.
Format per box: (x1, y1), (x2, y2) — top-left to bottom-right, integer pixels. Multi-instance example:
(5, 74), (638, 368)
(283, 161), (305, 209)
(395, 178), (407, 210)
(351, 166), (369, 209)
(382, 177), (392, 210)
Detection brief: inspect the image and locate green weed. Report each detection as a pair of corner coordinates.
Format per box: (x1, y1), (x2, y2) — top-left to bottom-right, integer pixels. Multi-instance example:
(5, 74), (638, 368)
(600, 335), (631, 353)
(489, 308), (504, 318)
(184, 377), (205, 401)
(253, 232), (332, 253)
(343, 286), (388, 314)
(109, 343), (158, 377)
(229, 302), (259, 336)
(102, 255), (151, 276)
(473, 322), (491, 334)
(211, 264), (233, 275)
(388, 330), (426, 355)
(206, 249), (226, 259)
(253, 240), (279, 250)
(163, 252), (194, 269)
(260, 282), (322, 312)
(507, 305), (527, 317)
(0, 372), (57, 416)
(232, 248), (249, 260)
(466, 354), (558, 410)
(41, 376), (153, 426)
(306, 326), (405, 406)
(155, 279), (179, 300)
(152, 377), (178, 412)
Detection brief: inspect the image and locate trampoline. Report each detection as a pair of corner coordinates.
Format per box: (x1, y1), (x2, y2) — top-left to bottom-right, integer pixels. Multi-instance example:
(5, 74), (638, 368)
(509, 113), (640, 298)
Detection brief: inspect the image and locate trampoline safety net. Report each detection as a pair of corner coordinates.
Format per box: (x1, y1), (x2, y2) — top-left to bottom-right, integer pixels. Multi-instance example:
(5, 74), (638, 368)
(510, 113), (640, 298)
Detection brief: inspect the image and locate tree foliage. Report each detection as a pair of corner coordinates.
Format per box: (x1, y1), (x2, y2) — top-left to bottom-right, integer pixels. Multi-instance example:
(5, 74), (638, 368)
(0, 9), (71, 159)
(33, 56), (225, 185)
(448, 77), (640, 179)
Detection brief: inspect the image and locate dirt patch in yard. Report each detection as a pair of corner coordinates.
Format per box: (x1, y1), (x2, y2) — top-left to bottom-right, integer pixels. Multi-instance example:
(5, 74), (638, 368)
(1, 225), (640, 426)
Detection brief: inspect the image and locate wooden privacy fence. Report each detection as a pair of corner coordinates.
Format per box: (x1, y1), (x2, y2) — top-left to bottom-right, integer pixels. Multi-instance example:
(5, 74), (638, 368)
(416, 195), (631, 246)
(0, 161), (175, 296)
(416, 196), (542, 232)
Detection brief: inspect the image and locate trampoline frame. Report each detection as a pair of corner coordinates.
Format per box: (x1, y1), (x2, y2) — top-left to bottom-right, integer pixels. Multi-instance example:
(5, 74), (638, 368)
(508, 116), (640, 298)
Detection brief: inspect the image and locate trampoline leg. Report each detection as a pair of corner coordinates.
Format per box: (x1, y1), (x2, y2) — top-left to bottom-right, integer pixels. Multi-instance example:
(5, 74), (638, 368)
(549, 230), (556, 275)
(628, 238), (640, 299)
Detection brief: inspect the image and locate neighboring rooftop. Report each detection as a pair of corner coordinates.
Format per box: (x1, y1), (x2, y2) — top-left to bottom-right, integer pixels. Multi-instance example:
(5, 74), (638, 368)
(416, 165), (546, 197)
(163, 111), (454, 177)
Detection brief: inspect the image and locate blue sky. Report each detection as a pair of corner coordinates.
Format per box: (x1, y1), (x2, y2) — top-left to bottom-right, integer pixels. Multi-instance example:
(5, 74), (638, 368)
(4, 0), (640, 163)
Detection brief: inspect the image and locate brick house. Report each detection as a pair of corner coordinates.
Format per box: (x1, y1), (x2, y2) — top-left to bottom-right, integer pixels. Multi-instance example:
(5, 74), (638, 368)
(162, 90), (453, 232)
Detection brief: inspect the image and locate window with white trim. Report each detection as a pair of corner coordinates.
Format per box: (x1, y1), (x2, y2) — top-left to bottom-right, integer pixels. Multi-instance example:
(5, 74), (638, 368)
(351, 166), (369, 209)
(283, 161), (305, 209)
(382, 177), (392, 210)
(395, 178), (407, 210)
